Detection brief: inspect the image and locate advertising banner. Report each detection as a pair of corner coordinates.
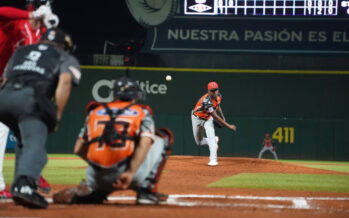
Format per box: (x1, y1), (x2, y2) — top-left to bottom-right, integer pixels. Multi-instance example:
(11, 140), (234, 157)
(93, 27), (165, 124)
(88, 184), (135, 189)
(145, 16), (349, 53)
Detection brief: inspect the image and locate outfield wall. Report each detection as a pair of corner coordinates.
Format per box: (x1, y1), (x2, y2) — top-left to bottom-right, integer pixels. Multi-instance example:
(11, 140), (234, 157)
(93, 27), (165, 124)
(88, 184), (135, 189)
(46, 67), (349, 161)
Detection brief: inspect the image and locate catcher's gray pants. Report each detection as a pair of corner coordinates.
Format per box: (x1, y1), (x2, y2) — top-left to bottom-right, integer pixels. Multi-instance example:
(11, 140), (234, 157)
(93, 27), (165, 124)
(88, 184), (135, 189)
(85, 136), (168, 196)
(191, 111), (218, 162)
(258, 146), (278, 160)
(0, 86), (48, 184)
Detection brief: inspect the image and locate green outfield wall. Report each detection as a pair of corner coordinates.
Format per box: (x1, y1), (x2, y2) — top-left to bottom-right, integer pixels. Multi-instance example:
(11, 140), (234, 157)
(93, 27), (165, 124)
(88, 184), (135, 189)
(46, 66), (349, 161)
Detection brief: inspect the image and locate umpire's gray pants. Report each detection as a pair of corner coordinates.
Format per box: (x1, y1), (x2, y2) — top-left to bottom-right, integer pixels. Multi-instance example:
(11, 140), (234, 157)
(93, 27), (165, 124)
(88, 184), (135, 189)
(85, 136), (168, 196)
(0, 86), (48, 184)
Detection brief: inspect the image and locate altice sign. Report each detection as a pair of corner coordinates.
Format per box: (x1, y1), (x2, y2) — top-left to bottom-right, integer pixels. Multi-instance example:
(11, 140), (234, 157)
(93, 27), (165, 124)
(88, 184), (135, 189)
(92, 79), (168, 102)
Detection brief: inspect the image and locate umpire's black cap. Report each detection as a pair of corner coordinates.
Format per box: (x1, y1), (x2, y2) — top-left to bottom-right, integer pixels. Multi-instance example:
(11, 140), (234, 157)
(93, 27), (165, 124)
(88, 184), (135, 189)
(41, 28), (76, 53)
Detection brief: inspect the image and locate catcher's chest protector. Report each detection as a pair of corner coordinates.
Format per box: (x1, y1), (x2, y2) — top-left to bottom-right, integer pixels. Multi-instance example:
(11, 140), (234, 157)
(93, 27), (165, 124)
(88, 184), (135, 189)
(86, 102), (145, 167)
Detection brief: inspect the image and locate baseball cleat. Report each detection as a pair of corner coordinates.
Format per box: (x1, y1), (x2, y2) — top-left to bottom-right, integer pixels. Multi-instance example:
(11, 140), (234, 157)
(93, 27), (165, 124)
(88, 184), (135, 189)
(136, 188), (168, 205)
(12, 186), (48, 209)
(208, 160), (218, 166)
(0, 189), (12, 199)
(156, 192), (168, 205)
(38, 176), (51, 194)
(11, 176), (48, 209)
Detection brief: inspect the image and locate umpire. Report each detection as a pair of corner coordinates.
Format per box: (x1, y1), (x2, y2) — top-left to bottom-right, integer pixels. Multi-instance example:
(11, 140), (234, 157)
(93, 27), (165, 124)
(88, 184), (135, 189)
(0, 28), (81, 209)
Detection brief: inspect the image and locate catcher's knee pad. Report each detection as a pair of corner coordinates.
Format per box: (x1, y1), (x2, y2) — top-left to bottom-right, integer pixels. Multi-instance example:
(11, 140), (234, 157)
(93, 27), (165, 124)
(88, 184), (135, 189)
(155, 128), (173, 155)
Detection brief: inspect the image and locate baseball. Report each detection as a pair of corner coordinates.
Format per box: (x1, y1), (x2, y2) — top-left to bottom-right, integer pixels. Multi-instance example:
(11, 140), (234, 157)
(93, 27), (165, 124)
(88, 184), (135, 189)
(166, 75), (172, 81)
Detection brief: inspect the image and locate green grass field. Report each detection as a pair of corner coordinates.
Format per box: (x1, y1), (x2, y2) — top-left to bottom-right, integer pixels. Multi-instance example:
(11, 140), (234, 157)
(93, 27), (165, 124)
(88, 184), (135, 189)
(208, 173), (349, 193)
(3, 154), (349, 193)
(4, 154), (87, 185)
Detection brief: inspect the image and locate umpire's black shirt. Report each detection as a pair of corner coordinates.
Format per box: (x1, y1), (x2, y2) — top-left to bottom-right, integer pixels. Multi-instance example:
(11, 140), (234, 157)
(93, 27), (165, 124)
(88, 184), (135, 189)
(4, 43), (81, 98)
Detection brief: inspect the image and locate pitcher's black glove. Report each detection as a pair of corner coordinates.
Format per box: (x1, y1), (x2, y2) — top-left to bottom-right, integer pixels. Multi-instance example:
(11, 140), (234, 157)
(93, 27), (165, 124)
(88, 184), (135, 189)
(214, 121), (224, 128)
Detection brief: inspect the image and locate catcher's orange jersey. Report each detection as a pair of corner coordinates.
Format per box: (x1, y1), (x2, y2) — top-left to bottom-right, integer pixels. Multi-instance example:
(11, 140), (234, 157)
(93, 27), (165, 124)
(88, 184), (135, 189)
(193, 93), (222, 120)
(81, 101), (153, 168)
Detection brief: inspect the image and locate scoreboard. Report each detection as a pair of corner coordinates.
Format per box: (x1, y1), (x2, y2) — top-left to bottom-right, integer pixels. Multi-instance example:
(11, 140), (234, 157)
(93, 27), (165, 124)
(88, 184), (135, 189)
(184, 0), (349, 16)
(144, 0), (349, 54)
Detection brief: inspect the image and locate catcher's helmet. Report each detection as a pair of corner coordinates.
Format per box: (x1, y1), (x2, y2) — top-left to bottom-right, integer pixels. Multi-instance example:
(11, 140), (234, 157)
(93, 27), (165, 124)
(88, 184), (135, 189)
(41, 28), (76, 53)
(114, 76), (140, 101)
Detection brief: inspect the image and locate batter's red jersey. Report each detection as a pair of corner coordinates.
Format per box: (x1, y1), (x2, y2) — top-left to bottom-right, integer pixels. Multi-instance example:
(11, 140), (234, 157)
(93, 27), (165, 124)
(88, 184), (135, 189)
(0, 7), (45, 76)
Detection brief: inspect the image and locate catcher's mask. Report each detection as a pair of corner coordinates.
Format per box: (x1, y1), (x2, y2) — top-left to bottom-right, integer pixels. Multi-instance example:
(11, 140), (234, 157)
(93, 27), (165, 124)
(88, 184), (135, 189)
(113, 76), (140, 101)
(41, 28), (76, 53)
(26, 0), (53, 10)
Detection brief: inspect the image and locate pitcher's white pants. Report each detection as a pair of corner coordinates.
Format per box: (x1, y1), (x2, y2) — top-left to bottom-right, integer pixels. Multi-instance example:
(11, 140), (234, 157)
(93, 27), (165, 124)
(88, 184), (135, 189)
(191, 112), (217, 162)
(0, 122), (9, 190)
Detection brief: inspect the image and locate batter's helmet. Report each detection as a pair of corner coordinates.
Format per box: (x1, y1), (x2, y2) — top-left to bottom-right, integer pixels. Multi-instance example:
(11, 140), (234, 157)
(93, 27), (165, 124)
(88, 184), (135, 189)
(265, 133), (270, 137)
(41, 28), (76, 53)
(26, 0), (53, 10)
(208, 82), (219, 91)
(114, 76), (140, 101)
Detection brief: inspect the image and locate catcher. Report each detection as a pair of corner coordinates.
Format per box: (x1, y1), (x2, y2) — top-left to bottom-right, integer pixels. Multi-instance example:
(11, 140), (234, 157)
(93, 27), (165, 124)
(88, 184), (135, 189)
(191, 81), (236, 166)
(258, 133), (278, 160)
(53, 76), (173, 205)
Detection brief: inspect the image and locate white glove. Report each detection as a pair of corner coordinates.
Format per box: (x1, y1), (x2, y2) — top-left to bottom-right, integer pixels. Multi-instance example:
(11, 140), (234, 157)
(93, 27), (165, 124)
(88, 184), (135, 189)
(44, 13), (59, 29)
(32, 5), (52, 19)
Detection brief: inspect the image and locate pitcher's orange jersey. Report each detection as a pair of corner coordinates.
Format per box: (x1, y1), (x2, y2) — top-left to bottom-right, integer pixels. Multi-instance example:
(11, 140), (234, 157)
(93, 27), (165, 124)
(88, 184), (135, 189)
(79, 101), (155, 168)
(193, 93), (222, 120)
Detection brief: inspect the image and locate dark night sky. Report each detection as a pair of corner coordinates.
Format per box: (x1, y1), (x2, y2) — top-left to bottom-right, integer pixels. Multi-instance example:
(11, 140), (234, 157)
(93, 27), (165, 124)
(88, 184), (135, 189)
(1, 0), (146, 55)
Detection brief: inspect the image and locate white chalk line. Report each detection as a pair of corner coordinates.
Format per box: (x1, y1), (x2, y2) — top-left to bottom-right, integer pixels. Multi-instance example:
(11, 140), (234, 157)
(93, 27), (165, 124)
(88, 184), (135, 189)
(1, 194), (349, 211)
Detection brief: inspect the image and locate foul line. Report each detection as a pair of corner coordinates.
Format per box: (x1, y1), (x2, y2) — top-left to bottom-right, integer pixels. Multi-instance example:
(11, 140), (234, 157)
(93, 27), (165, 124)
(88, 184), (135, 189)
(2, 194), (349, 211)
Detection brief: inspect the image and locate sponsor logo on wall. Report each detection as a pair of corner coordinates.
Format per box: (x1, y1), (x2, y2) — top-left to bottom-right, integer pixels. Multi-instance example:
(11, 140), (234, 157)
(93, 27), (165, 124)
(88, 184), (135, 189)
(92, 79), (168, 102)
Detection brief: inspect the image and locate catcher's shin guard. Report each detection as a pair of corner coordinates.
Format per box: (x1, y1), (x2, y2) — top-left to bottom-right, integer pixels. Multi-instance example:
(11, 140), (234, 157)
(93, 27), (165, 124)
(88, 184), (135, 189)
(147, 128), (173, 193)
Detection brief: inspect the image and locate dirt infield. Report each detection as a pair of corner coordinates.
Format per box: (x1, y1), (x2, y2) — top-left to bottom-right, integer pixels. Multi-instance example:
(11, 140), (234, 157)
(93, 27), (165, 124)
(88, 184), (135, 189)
(1, 156), (349, 218)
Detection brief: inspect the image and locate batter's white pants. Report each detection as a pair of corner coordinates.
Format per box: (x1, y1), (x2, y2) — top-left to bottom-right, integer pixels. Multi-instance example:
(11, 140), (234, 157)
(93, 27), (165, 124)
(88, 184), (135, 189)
(258, 146), (278, 160)
(191, 112), (217, 162)
(0, 122), (9, 190)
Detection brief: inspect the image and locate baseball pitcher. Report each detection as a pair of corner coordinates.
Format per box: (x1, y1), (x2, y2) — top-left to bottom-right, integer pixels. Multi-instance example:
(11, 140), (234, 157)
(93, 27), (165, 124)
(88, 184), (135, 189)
(191, 81), (237, 166)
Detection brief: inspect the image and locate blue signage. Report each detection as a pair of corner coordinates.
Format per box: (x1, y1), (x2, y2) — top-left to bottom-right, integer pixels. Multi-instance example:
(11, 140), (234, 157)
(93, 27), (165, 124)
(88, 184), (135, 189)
(6, 130), (17, 149)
